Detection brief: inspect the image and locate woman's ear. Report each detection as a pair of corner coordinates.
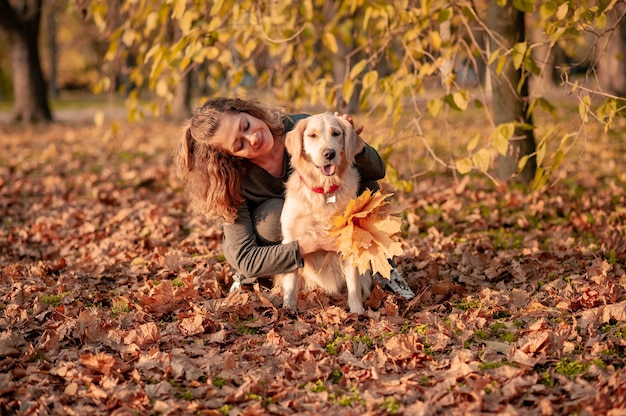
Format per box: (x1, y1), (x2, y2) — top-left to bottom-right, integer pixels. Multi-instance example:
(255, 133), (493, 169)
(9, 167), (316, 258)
(338, 117), (365, 163)
(285, 118), (308, 159)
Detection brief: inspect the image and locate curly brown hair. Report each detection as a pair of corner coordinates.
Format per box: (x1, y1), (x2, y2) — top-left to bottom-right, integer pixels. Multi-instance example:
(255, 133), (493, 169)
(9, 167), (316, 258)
(174, 97), (287, 223)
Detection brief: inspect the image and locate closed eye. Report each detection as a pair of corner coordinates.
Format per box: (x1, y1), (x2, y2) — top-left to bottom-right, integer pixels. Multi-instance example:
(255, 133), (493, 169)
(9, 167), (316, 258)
(233, 117), (249, 152)
(331, 129), (342, 137)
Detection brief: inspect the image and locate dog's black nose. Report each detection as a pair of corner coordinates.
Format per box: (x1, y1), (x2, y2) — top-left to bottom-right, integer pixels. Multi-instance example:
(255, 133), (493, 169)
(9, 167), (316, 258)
(323, 149), (336, 160)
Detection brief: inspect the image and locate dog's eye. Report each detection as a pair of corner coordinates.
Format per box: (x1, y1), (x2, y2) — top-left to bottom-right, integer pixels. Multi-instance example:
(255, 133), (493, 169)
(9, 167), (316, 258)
(331, 130), (341, 137)
(307, 133), (317, 139)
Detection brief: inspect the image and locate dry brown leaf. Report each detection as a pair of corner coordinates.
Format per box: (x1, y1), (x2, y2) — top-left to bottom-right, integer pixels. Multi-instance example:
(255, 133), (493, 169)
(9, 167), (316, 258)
(178, 313), (205, 337)
(80, 352), (127, 377)
(330, 189), (405, 278)
(124, 322), (161, 346)
(601, 300), (626, 323)
(0, 331), (26, 357)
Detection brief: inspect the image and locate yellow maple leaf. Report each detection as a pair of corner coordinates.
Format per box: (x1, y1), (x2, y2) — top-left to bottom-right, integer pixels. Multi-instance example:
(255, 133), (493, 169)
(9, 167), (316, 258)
(330, 189), (405, 279)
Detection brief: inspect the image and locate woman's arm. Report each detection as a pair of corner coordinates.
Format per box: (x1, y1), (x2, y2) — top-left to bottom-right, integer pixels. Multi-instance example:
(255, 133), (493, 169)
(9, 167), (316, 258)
(354, 143), (386, 182)
(222, 204), (337, 278)
(222, 204), (303, 278)
(337, 113), (386, 184)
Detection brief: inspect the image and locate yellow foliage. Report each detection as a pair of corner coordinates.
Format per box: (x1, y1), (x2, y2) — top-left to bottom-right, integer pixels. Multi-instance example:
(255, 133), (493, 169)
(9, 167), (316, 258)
(330, 189), (404, 279)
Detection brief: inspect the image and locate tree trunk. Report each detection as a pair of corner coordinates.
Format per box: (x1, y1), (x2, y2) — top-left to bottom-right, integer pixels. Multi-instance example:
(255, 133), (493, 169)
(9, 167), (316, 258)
(45, 2), (58, 99)
(0, 0), (52, 123)
(597, 3), (626, 96)
(324, 3), (362, 114)
(487, 1), (536, 183)
(170, 22), (191, 120)
(171, 71), (191, 120)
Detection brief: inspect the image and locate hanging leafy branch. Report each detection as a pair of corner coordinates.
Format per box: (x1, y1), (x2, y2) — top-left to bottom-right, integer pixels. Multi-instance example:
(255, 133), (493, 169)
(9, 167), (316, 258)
(84, 0), (625, 189)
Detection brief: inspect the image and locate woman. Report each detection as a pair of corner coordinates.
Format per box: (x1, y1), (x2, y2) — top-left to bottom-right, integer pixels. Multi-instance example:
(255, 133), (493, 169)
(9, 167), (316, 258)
(174, 97), (414, 299)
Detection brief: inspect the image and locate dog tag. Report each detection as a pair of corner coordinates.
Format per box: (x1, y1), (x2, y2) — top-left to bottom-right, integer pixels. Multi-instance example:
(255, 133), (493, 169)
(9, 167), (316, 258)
(326, 195), (336, 204)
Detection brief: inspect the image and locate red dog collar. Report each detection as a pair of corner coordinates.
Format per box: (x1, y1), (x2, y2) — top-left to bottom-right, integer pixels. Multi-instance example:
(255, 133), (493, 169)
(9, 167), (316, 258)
(300, 175), (340, 194)
(311, 184), (340, 194)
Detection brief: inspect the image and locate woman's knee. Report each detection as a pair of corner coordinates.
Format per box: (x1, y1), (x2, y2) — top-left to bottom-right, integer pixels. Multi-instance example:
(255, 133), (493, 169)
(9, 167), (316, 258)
(252, 198), (284, 245)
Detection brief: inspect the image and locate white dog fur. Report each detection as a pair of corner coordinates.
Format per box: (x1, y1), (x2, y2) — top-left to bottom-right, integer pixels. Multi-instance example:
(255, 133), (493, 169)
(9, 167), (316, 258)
(278, 112), (372, 314)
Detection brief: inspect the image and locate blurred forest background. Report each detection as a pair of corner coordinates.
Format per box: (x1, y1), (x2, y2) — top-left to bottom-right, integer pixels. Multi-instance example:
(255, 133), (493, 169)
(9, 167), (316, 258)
(0, 1), (115, 116)
(1, 0), (625, 188)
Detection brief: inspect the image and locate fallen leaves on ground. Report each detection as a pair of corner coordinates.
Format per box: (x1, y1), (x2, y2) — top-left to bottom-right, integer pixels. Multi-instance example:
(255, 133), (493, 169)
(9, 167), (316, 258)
(1, 117), (625, 415)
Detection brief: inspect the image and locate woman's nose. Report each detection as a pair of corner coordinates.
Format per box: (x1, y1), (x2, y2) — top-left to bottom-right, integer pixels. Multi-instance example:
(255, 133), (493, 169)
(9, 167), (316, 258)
(245, 132), (258, 145)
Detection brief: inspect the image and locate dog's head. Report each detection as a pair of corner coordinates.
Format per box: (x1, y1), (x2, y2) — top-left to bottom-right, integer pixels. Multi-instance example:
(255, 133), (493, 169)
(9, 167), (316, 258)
(285, 112), (365, 179)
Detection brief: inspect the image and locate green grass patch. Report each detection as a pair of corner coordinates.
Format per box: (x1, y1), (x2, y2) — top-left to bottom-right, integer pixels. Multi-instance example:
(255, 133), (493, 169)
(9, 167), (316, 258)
(492, 310), (511, 319)
(499, 331), (516, 343)
(41, 291), (71, 307)
(308, 380), (327, 393)
(479, 360), (516, 371)
(479, 361), (504, 371)
(219, 404), (233, 415)
(486, 227), (525, 250)
(212, 375), (228, 388)
(236, 318), (260, 335)
(456, 298), (482, 311)
(111, 297), (131, 316)
(555, 358), (590, 379)
(474, 329), (489, 340)
(331, 386), (365, 407)
(325, 331), (375, 355)
(330, 369), (343, 384)
(175, 389), (195, 401)
(380, 397), (400, 414)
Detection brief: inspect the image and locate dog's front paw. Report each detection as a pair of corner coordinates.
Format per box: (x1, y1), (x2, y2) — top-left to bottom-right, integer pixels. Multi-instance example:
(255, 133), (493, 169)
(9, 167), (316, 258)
(282, 304), (298, 319)
(348, 302), (364, 315)
(281, 273), (298, 315)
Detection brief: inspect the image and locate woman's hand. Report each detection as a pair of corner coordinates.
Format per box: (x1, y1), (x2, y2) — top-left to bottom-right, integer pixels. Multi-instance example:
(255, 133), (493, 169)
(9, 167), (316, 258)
(335, 112), (364, 135)
(297, 234), (338, 257)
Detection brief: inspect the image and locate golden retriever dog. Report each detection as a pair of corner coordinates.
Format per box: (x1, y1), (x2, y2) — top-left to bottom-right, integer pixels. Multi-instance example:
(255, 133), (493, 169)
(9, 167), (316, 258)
(278, 112), (372, 314)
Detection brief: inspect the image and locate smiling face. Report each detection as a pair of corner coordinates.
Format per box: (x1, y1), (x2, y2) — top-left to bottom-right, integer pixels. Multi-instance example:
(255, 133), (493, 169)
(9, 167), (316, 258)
(300, 113), (348, 176)
(285, 113), (365, 186)
(212, 112), (275, 161)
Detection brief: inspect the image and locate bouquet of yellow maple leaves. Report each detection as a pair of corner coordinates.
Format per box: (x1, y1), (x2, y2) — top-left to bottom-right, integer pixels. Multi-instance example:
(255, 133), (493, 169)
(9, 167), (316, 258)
(329, 189), (405, 279)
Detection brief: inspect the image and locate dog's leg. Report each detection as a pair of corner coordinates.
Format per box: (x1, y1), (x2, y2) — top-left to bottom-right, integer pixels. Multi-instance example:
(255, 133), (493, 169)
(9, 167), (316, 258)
(281, 271), (298, 312)
(344, 258), (364, 314)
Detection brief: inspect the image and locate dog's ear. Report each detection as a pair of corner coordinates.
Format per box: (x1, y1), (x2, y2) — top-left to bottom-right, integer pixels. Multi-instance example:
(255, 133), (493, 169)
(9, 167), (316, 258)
(285, 118), (308, 159)
(338, 116), (365, 163)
